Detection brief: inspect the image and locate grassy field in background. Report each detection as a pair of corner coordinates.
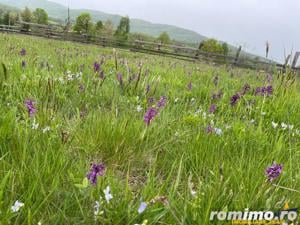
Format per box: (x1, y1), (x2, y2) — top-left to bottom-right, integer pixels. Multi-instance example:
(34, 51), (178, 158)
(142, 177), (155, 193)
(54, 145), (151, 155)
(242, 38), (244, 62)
(0, 33), (300, 225)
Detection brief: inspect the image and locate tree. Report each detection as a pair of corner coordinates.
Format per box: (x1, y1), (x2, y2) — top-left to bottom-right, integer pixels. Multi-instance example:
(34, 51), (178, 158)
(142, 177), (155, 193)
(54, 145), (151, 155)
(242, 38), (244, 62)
(95, 20), (103, 30)
(102, 20), (114, 37)
(157, 32), (171, 44)
(3, 11), (18, 26)
(222, 42), (229, 56)
(114, 16), (130, 41)
(74, 13), (93, 34)
(33, 8), (48, 24)
(21, 7), (32, 31)
(198, 39), (224, 54)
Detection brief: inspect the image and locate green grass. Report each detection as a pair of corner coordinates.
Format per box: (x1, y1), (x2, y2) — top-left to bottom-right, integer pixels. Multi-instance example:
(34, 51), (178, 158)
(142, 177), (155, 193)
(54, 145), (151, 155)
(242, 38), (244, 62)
(0, 33), (299, 225)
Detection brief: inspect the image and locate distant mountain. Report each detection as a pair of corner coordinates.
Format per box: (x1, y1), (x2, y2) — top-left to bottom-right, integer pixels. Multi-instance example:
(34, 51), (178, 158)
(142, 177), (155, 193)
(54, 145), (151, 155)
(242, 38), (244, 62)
(0, 0), (207, 44)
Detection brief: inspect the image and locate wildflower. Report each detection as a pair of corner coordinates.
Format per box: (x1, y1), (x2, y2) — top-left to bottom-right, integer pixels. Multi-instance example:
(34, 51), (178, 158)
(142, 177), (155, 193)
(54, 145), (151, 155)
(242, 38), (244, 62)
(21, 60), (26, 68)
(255, 85), (273, 96)
(250, 119), (255, 124)
(214, 128), (223, 136)
(134, 220), (148, 225)
(144, 107), (157, 126)
(146, 84), (150, 94)
(137, 105), (143, 112)
(212, 90), (223, 100)
(11, 200), (24, 212)
(148, 97), (155, 104)
(271, 121), (278, 129)
(94, 62), (100, 72)
(288, 125), (294, 130)
(117, 73), (123, 86)
(281, 123), (288, 130)
(25, 99), (36, 117)
(266, 74), (273, 83)
(103, 186), (113, 203)
(42, 126), (50, 133)
(32, 119), (39, 130)
(138, 202), (147, 214)
(20, 48), (26, 56)
(265, 163), (283, 182)
(206, 125), (214, 133)
(230, 93), (240, 106)
(187, 82), (192, 91)
(242, 83), (251, 95)
(87, 163), (105, 185)
(174, 98), (179, 103)
(209, 104), (217, 113)
(157, 96), (167, 108)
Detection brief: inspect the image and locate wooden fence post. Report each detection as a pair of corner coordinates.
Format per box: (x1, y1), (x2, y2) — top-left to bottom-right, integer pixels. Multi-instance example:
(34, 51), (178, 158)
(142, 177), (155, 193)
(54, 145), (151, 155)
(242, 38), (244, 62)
(234, 46), (242, 65)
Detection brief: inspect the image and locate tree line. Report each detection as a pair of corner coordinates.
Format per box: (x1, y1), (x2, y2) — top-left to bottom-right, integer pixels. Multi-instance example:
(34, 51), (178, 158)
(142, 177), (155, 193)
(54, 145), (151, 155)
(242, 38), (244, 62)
(0, 6), (229, 56)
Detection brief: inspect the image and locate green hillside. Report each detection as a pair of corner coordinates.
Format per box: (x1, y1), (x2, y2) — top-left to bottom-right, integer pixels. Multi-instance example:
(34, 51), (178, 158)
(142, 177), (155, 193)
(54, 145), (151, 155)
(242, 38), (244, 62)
(0, 0), (207, 43)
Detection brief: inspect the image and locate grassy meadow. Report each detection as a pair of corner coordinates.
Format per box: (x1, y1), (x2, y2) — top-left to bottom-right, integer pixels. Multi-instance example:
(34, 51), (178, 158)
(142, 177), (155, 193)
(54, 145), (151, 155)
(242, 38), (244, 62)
(0, 33), (300, 224)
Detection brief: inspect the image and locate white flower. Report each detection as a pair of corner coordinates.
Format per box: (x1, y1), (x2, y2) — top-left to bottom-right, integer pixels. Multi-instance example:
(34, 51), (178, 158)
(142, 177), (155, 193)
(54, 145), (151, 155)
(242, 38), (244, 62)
(288, 125), (294, 130)
(103, 186), (113, 203)
(271, 121), (278, 129)
(138, 202), (147, 214)
(174, 98), (179, 103)
(58, 77), (64, 84)
(281, 123), (288, 130)
(11, 200), (24, 212)
(250, 119), (255, 124)
(32, 120), (39, 130)
(261, 112), (266, 116)
(190, 189), (197, 196)
(174, 131), (179, 137)
(136, 105), (143, 112)
(191, 98), (195, 103)
(214, 128), (223, 136)
(42, 126), (50, 133)
(38, 222), (42, 225)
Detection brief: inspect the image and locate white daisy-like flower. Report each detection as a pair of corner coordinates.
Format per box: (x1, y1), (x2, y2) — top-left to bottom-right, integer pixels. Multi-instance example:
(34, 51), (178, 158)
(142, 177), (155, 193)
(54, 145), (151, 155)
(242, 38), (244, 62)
(174, 98), (179, 103)
(42, 126), (51, 133)
(281, 123), (288, 130)
(32, 119), (39, 130)
(11, 200), (24, 212)
(136, 105), (143, 112)
(271, 121), (278, 129)
(214, 128), (223, 136)
(103, 186), (113, 203)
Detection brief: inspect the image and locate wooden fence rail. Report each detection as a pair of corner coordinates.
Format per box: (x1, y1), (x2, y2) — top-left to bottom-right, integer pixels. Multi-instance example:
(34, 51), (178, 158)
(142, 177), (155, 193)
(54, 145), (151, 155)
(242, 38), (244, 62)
(1, 22), (299, 72)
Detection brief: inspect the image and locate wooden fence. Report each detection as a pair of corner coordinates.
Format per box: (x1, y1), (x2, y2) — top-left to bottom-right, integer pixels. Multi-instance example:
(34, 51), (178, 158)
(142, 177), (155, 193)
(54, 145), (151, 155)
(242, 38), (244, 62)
(1, 22), (299, 72)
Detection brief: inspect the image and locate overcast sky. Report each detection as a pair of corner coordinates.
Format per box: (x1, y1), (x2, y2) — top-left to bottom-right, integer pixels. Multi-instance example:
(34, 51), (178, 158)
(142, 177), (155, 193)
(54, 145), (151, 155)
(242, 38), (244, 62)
(50, 0), (299, 63)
